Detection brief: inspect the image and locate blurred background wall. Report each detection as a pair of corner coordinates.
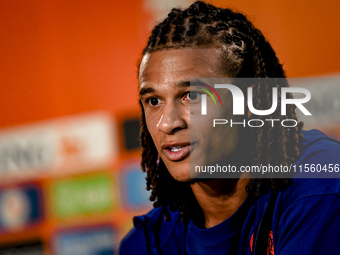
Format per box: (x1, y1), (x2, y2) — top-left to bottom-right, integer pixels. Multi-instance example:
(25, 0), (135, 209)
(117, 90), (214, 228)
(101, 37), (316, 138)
(0, 0), (340, 254)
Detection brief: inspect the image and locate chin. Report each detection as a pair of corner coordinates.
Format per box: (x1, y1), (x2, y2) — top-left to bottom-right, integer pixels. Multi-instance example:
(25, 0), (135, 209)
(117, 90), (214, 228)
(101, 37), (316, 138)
(160, 156), (191, 182)
(166, 164), (191, 182)
(173, 176), (192, 183)
(170, 171), (191, 182)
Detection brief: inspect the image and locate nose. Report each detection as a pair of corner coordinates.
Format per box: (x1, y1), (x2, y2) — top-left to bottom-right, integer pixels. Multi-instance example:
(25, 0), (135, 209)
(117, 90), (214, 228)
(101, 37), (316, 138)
(157, 102), (187, 134)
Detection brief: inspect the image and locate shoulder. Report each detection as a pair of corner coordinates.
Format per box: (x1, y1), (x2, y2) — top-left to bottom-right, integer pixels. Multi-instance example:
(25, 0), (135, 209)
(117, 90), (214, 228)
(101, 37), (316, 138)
(278, 129), (340, 215)
(275, 179), (340, 254)
(292, 129), (340, 179)
(118, 207), (162, 254)
(298, 129), (340, 163)
(274, 131), (340, 254)
(119, 225), (147, 255)
(118, 207), (184, 254)
(281, 178), (340, 207)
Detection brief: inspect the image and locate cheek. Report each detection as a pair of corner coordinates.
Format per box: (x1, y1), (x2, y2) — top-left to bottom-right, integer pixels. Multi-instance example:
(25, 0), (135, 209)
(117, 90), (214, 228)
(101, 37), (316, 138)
(191, 95), (242, 160)
(145, 111), (162, 145)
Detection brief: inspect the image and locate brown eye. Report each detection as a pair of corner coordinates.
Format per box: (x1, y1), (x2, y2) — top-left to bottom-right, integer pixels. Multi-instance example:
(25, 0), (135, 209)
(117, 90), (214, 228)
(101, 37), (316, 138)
(149, 97), (160, 106)
(186, 92), (201, 100)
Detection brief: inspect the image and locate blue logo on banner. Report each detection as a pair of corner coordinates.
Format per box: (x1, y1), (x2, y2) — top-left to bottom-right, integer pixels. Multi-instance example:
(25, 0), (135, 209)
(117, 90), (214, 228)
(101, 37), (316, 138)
(122, 165), (151, 209)
(0, 185), (43, 231)
(54, 226), (117, 255)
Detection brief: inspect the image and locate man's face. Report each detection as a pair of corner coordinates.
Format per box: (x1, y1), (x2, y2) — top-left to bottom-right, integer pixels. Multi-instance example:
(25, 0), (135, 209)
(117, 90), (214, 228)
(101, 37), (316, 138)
(139, 48), (242, 182)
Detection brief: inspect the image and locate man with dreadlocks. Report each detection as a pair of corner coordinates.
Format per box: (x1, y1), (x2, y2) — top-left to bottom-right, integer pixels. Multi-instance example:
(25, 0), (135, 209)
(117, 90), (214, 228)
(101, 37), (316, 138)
(119, 1), (340, 254)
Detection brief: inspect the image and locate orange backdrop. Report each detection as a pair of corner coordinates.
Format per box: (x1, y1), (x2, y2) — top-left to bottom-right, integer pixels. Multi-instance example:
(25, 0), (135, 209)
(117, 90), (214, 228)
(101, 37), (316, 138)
(1, 0), (340, 129)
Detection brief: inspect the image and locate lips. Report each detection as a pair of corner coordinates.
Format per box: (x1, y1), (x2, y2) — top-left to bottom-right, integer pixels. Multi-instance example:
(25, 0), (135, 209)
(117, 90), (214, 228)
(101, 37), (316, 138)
(161, 142), (196, 161)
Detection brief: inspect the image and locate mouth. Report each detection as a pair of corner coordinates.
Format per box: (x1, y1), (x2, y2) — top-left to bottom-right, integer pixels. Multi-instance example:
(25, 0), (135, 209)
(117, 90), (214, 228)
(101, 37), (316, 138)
(161, 142), (196, 161)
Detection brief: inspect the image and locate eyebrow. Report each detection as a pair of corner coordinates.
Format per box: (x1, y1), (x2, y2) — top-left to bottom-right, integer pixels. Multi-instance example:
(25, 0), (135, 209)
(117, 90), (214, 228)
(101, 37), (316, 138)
(176, 81), (191, 87)
(139, 80), (192, 96)
(139, 87), (155, 96)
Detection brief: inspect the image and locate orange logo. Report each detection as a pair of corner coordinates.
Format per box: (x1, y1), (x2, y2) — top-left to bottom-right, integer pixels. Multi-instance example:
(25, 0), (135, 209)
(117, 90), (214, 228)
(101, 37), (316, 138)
(250, 231), (274, 255)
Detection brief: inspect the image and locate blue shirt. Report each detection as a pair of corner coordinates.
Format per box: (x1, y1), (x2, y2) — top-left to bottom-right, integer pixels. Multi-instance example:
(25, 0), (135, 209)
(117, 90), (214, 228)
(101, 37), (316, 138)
(119, 129), (340, 255)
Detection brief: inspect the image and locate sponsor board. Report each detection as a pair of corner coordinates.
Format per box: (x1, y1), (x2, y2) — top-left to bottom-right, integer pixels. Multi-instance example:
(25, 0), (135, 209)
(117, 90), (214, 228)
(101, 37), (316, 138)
(0, 112), (117, 182)
(120, 163), (152, 210)
(52, 225), (117, 255)
(52, 174), (115, 218)
(0, 240), (45, 255)
(0, 184), (43, 232)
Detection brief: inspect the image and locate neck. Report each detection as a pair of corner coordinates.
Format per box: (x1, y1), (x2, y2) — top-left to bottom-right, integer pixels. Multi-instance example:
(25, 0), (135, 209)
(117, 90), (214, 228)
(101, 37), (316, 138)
(190, 176), (251, 228)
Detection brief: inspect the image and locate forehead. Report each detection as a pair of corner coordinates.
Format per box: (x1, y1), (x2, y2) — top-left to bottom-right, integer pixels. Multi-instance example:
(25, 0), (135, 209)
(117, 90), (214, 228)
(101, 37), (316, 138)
(139, 48), (226, 88)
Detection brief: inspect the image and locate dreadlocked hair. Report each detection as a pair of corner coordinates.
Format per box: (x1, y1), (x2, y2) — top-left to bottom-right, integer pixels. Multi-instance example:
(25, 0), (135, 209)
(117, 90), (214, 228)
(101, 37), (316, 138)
(139, 1), (304, 223)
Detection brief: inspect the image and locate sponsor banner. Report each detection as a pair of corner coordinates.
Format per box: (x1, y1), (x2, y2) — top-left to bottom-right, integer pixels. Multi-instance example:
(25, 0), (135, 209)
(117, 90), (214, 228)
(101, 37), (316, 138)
(120, 163), (152, 210)
(53, 225), (117, 255)
(0, 112), (117, 182)
(0, 184), (43, 232)
(0, 240), (45, 255)
(52, 174), (115, 218)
